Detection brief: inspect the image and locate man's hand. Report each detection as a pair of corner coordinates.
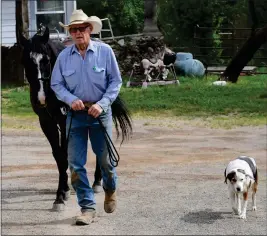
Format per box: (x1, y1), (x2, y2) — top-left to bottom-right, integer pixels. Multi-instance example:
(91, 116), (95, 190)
(71, 99), (85, 111)
(88, 104), (103, 118)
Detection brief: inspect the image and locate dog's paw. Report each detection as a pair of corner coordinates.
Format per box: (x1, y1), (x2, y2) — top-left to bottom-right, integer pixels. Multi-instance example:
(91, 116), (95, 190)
(252, 206), (257, 211)
(239, 213), (246, 219)
(232, 207), (241, 215)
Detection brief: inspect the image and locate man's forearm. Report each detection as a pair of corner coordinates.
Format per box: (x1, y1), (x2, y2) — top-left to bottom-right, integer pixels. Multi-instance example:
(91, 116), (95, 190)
(96, 80), (122, 112)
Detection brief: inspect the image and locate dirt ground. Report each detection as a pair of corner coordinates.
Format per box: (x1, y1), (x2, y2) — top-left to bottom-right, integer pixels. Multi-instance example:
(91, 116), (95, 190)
(1, 118), (266, 235)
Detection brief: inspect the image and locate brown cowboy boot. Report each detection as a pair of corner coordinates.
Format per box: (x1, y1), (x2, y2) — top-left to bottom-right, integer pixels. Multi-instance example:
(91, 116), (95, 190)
(75, 210), (96, 225)
(104, 189), (117, 213)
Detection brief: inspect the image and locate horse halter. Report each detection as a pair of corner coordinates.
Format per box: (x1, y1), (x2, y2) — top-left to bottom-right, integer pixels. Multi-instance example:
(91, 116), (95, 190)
(37, 59), (52, 108)
(38, 60), (52, 82)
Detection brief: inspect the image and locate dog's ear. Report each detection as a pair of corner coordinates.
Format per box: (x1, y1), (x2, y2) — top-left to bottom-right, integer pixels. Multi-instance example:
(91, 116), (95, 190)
(226, 171), (236, 183)
(224, 168), (227, 183)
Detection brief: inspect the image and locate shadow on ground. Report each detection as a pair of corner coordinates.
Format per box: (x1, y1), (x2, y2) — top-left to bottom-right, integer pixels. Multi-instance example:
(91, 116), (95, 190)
(181, 208), (231, 224)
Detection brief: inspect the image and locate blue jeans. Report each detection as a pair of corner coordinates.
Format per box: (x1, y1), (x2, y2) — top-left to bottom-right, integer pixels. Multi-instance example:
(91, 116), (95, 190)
(66, 109), (117, 211)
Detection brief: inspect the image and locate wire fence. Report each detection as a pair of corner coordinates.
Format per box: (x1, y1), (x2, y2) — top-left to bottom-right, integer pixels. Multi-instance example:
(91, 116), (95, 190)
(172, 25), (267, 70)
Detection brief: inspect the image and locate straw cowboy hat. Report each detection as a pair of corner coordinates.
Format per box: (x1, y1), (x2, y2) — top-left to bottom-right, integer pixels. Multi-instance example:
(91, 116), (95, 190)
(59, 9), (102, 34)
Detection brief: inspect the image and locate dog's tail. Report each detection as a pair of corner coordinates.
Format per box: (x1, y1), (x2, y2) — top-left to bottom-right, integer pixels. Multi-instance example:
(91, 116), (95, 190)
(255, 168), (258, 184)
(224, 168), (227, 184)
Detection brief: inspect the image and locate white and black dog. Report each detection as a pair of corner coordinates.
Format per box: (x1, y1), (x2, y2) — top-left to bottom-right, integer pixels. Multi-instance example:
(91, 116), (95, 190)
(224, 156), (258, 219)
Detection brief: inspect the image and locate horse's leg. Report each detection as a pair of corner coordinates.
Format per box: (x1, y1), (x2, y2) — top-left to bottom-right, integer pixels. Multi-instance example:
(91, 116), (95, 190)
(92, 157), (102, 193)
(57, 115), (71, 199)
(94, 158), (102, 182)
(38, 114), (69, 210)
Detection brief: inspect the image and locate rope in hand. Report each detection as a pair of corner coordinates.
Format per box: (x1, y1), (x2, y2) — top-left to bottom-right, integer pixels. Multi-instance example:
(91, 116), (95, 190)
(97, 116), (120, 167)
(66, 108), (120, 168)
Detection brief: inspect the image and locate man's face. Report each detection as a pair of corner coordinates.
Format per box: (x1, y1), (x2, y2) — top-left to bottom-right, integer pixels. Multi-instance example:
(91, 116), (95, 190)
(69, 23), (92, 46)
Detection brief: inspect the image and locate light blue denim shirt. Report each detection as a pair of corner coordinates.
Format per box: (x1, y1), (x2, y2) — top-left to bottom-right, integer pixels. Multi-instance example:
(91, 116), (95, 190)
(51, 40), (122, 112)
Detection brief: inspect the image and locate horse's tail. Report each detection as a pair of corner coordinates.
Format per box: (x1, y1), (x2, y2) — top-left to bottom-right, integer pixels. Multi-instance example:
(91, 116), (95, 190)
(111, 95), (133, 145)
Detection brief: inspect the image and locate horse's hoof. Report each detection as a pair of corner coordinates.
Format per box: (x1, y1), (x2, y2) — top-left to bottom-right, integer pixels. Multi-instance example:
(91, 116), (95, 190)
(52, 196), (65, 211)
(52, 202), (65, 211)
(92, 181), (102, 194)
(63, 190), (71, 201)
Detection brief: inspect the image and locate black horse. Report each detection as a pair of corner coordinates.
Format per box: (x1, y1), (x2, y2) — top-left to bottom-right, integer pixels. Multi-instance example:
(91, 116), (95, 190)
(19, 26), (132, 211)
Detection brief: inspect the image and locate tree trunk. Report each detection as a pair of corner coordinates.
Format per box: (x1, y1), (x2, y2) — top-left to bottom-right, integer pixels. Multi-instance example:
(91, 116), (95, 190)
(22, 0), (29, 39)
(221, 24), (267, 83)
(15, 0), (23, 44)
(15, 0), (29, 85)
(143, 0), (162, 37)
(248, 0), (258, 36)
(16, 0), (29, 43)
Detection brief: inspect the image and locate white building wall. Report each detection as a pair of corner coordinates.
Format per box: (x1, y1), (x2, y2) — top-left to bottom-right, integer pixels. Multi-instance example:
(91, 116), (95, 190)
(1, 1), (17, 47)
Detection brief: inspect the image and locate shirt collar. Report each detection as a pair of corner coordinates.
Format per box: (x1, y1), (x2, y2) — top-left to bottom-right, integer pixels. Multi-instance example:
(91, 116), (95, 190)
(70, 39), (96, 55)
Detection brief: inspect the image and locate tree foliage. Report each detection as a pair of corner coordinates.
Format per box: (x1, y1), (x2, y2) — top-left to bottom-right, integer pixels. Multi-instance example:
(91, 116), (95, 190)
(156, 0), (247, 46)
(156, 0), (248, 65)
(77, 0), (144, 36)
(250, 0), (267, 28)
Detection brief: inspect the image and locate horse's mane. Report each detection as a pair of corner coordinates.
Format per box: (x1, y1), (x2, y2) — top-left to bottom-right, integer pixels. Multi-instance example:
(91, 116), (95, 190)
(47, 40), (66, 58)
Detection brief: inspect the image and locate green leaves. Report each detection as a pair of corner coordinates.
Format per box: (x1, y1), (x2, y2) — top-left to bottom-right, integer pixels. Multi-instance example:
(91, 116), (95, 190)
(77, 0), (144, 36)
(156, 0), (246, 46)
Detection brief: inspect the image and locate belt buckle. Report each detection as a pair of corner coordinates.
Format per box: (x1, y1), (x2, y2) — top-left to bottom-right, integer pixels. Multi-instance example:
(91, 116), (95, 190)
(83, 101), (93, 110)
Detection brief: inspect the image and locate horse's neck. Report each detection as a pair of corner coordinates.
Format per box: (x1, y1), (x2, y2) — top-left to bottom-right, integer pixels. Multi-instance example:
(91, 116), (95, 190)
(47, 40), (65, 60)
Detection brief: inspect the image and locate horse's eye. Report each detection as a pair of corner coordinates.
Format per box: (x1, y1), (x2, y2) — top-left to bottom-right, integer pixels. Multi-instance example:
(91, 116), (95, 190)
(42, 57), (48, 64)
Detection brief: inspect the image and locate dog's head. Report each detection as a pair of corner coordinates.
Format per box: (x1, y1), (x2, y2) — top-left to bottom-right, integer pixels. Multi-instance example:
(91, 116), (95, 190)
(224, 169), (251, 193)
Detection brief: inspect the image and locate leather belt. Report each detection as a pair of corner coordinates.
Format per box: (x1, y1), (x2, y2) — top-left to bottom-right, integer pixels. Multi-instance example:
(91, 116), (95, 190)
(83, 101), (95, 109)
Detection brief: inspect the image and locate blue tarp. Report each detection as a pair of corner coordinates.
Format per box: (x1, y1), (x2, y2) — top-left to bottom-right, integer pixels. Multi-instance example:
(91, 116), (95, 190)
(174, 52), (205, 77)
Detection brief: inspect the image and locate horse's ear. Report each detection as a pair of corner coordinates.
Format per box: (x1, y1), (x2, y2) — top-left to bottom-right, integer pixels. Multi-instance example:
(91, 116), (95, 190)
(18, 31), (29, 47)
(41, 26), (50, 43)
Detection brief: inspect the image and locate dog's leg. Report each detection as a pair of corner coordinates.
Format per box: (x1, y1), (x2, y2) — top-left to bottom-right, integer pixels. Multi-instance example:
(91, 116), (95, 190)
(230, 191), (239, 215)
(252, 182), (257, 211)
(239, 192), (248, 219)
(236, 193), (242, 216)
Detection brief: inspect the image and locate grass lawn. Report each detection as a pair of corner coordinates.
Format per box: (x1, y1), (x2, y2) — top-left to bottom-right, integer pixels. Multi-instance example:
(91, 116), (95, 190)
(2, 75), (267, 129)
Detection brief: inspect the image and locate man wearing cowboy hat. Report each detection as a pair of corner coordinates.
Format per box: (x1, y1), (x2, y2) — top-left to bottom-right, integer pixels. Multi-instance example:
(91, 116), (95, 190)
(51, 9), (121, 225)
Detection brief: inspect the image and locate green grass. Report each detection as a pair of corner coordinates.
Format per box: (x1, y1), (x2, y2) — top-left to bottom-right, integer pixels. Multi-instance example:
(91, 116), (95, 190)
(120, 75), (267, 116)
(2, 86), (33, 116)
(2, 75), (267, 129)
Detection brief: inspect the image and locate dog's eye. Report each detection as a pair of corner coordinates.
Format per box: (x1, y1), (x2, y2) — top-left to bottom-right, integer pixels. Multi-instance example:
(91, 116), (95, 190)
(240, 179), (244, 181)
(232, 179), (237, 182)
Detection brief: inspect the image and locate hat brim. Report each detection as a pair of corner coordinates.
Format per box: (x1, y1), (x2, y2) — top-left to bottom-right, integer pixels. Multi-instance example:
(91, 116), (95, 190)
(59, 19), (102, 34)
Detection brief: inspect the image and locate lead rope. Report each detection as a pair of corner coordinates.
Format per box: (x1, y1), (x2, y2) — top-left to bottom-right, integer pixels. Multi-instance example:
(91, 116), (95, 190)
(66, 109), (120, 168)
(66, 110), (73, 146)
(97, 117), (120, 167)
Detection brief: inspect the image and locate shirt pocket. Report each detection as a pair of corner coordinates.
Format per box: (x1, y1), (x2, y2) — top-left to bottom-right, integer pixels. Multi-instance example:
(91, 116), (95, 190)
(62, 69), (77, 90)
(92, 67), (106, 86)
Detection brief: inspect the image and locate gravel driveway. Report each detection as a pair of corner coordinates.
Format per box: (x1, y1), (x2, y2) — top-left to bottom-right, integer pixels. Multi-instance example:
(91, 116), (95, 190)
(1, 118), (266, 235)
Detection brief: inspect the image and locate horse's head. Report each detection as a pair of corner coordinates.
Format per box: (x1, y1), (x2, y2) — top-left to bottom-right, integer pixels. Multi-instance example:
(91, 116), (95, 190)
(19, 26), (55, 106)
